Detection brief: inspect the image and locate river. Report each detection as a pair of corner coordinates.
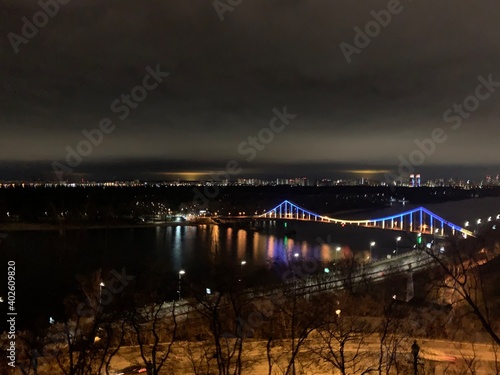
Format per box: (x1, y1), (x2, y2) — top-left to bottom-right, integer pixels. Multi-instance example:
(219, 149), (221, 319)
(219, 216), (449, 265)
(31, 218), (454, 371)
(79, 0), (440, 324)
(1, 196), (499, 330)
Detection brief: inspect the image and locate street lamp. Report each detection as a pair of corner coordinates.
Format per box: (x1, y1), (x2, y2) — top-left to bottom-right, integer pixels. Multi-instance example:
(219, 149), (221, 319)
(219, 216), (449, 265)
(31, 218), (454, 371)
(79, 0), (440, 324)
(178, 270), (185, 301)
(465, 221), (470, 227)
(477, 218), (482, 225)
(395, 236), (401, 256)
(369, 241), (375, 261)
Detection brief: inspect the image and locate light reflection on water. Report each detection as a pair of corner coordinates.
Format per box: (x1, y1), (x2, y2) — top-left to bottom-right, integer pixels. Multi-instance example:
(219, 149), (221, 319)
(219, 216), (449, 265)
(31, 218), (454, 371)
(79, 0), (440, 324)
(237, 229), (246, 260)
(4, 198), (500, 291)
(151, 197), (500, 270)
(3, 197), (499, 329)
(152, 223), (338, 269)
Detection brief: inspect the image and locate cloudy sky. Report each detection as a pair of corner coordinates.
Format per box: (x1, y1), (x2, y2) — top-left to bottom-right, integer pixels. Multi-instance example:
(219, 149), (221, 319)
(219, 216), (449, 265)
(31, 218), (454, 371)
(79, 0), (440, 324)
(1, 0), (499, 181)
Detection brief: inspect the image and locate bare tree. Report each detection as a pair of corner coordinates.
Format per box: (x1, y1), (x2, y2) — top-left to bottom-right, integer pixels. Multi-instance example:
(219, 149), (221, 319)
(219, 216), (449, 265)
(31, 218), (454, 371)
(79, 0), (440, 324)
(127, 300), (178, 375)
(316, 315), (374, 374)
(37, 269), (129, 375)
(280, 290), (325, 374)
(425, 232), (500, 346)
(373, 274), (411, 375)
(45, 300), (120, 374)
(377, 301), (405, 375)
(92, 319), (127, 375)
(14, 330), (43, 375)
(188, 289), (253, 375)
(489, 340), (500, 375)
(311, 293), (376, 375)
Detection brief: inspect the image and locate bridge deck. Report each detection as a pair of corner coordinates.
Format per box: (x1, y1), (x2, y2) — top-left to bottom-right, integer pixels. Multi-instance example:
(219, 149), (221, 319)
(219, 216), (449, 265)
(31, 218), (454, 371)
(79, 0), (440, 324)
(250, 200), (474, 237)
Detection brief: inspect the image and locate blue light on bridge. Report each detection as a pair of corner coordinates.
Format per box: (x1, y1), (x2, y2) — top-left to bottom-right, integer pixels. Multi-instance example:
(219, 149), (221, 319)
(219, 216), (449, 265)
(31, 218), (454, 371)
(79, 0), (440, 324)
(259, 200), (474, 237)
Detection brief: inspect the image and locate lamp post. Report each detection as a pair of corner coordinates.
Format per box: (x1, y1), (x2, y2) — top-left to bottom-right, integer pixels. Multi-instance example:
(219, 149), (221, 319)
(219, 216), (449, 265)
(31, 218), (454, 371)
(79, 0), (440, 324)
(293, 253), (299, 292)
(335, 246), (341, 264)
(99, 282), (105, 305)
(369, 241), (375, 261)
(178, 270), (185, 301)
(239, 260), (246, 282)
(395, 237), (401, 256)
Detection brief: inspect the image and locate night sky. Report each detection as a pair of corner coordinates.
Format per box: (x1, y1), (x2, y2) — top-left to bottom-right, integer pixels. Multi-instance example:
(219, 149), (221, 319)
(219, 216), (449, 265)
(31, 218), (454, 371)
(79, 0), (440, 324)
(1, 0), (499, 181)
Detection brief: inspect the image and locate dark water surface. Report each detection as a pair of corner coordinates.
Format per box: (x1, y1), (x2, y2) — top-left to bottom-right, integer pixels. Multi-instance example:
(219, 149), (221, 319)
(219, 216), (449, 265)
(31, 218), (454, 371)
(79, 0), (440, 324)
(1, 196), (499, 330)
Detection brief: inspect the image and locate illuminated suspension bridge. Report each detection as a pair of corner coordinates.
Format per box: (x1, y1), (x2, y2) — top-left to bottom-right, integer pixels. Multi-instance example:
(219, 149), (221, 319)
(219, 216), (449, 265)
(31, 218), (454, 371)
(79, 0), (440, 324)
(258, 200), (475, 237)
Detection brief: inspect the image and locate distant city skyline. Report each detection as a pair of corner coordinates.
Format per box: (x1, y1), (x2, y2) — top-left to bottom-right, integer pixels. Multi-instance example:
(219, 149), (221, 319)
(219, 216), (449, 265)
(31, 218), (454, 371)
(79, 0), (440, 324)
(0, 164), (499, 187)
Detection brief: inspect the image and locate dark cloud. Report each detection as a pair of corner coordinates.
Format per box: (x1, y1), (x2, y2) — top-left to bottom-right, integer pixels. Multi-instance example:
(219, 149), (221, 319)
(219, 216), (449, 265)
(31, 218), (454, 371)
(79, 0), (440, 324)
(1, 0), (499, 180)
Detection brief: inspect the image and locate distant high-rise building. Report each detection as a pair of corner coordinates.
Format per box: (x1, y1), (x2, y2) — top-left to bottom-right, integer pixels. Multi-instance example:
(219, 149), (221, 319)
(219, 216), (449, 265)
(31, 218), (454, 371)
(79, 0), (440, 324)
(409, 173), (421, 187)
(276, 178), (288, 185)
(409, 174), (415, 187)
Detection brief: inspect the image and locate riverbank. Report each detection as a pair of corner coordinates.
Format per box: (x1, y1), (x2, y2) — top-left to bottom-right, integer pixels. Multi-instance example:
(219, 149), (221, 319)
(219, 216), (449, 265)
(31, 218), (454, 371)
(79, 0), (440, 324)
(0, 219), (213, 231)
